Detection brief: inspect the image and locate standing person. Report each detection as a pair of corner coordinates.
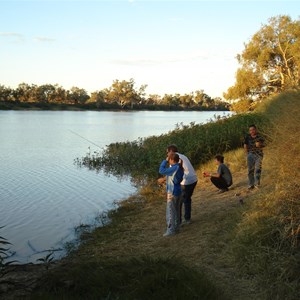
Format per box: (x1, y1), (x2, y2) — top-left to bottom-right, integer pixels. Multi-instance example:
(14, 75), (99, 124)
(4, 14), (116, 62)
(167, 145), (198, 225)
(244, 124), (265, 189)
(203, 154), (232, 193)
(159, 153), (184, 237)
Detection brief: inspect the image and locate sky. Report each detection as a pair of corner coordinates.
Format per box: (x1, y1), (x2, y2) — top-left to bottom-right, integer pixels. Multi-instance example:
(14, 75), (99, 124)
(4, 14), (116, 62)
(0, 0), (299, 98)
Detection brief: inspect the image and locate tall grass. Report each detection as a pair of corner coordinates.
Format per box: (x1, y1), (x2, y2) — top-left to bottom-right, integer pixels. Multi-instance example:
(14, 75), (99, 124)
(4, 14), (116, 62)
(232, 91), (300, 299)
(76, 113), (268, 181)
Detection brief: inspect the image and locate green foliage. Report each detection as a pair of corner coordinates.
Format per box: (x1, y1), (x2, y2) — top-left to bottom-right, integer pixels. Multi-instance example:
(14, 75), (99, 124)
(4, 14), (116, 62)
(103, 78), (147, 108)
(76, 113), (268, 180)
(229, 98), (255, 113)
(32, 256), (225, 300)
(224, 15), (300, 104)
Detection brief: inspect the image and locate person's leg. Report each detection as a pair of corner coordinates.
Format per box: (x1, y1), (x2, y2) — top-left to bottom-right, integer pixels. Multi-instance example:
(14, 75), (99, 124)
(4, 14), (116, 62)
(210, 177), (228, 190)
(247, 153), (255, 188)
(165, 196), (170, 232)
(165, 194), (176, 236)
(254, 154), (263, 186)
(173, 195), (181, 232)
(182, 181), (197, 222)
(178, 187), (184, 224)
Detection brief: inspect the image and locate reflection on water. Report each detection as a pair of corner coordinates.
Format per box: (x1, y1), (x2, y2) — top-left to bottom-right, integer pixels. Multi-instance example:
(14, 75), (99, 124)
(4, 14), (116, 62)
(0, 110), (230, 263)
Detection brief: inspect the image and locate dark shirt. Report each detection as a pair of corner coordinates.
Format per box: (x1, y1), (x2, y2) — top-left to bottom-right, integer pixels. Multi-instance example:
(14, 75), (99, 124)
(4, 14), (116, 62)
(217, 163), (232, 186)
(244, 134), (265, 156)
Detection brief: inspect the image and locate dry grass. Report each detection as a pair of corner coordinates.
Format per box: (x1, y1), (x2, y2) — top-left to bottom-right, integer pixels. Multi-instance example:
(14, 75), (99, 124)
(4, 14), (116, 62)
(231, 91), (300, 299)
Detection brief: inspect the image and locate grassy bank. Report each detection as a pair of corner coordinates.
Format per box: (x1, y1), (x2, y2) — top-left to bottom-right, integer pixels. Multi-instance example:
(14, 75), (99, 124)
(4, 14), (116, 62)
(10, 91), (299, 299)
(77, 112), (268, 180)
(230, 91), (300, 299)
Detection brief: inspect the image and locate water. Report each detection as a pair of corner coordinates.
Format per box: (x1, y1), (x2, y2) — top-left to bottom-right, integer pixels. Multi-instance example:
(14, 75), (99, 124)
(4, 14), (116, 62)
(0, 110), (230, 263)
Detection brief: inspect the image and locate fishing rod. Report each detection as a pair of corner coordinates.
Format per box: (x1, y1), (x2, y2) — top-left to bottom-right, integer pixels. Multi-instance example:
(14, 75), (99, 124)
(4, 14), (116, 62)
(68, 129), (102, 149)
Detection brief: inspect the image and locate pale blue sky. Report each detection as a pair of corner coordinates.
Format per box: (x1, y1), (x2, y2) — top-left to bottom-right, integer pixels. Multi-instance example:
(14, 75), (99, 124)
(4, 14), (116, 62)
(0, 0), (299, 98)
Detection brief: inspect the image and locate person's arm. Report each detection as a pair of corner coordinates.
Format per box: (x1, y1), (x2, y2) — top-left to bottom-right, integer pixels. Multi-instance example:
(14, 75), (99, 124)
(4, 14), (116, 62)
(157, 177), (166, 184)
(203, 171), (220, 178)
(244, 135), (249, 154)
(256, 136), (265, 148)
(159, 160), (178, 176)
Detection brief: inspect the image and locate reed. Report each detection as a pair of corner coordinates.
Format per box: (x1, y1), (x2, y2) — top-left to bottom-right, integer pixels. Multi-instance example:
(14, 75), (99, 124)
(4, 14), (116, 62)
(76, 112), (268, 180)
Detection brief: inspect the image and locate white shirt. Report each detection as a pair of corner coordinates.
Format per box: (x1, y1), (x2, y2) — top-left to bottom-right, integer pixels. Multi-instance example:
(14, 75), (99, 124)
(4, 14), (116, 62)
(177, 152), (198, 185)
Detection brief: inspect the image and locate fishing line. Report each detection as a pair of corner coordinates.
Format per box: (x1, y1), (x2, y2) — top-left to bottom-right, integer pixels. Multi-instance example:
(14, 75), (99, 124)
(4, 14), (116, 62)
(68, 129), (102, 148)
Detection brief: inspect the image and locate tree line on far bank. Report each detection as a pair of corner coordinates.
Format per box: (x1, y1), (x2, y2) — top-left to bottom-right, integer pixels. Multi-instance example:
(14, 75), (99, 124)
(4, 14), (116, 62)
(0, 79), (229, 111)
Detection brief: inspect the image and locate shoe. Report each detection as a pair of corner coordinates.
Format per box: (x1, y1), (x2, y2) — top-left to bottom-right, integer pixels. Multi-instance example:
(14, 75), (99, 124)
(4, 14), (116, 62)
(163, 232), (175, 237)
(182, 219), (191, 225)
(254, 185), (260, 189)
(218, 189), (228, 194)
(248, 185), (254, 190)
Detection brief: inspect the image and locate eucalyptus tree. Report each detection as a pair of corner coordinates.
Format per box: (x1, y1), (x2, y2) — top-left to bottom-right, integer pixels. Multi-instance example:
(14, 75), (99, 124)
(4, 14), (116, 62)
(144, 94), (162, 106)
(52, 84), (67, 103)
(179, 93), (194, 108)
(31, 84), (57, 103)
(89, 90), (106, 108)
(104, 78), (147, 108)
(68, 87), (90, 104)
(224, 15), (300, 103)
(194, 90), (213, 108)
(0, 85), (13, 102)
(161, 94), (180, 107)
(15, 83), (33, 102)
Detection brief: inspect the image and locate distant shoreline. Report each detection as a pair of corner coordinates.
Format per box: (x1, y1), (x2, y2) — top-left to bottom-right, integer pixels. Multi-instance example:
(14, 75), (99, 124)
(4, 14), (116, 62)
(0, 101), (230, 112)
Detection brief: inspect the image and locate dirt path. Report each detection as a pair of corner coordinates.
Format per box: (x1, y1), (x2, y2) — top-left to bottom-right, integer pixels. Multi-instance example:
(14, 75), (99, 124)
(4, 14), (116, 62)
(0, 171), (260, 299)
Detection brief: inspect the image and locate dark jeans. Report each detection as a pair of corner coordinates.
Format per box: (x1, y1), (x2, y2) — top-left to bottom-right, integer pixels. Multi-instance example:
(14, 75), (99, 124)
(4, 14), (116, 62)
(210, 176), (230, 190)
(179, 181), (197, 222)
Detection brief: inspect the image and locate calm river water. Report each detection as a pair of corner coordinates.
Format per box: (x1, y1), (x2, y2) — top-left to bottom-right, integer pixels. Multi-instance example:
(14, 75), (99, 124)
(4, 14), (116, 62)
(0, 110), (230, 263)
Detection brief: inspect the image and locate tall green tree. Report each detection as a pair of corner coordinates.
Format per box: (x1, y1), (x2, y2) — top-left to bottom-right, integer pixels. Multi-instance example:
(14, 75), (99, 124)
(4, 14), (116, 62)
(68, 87), (90, 104)
(179, 93), (194, 108)
(89, 90), (106, 108)
(31, 84), (57, 103)
(224, 15), (300, 103)
(104, 79), (147, 108)
(15, 83), (33, 102)
(0, 85), (13, 101)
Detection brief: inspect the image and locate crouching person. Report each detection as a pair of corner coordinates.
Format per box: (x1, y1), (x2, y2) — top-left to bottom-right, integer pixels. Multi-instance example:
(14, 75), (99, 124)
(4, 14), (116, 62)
(203, 154), (232, 193)
(159, 153), (184, 237)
